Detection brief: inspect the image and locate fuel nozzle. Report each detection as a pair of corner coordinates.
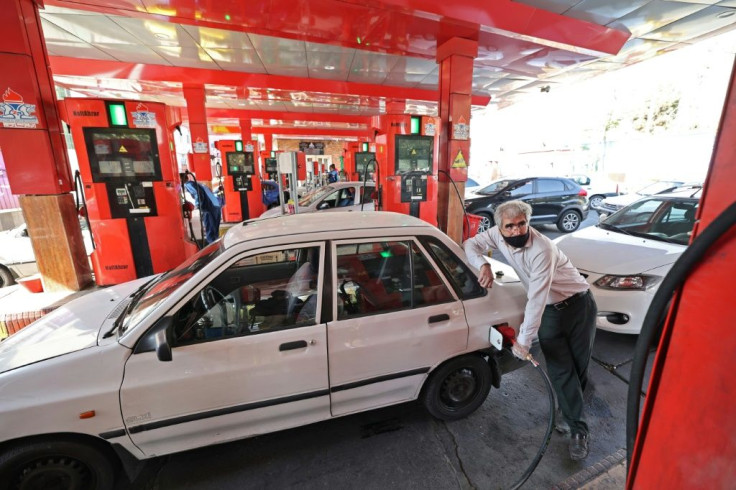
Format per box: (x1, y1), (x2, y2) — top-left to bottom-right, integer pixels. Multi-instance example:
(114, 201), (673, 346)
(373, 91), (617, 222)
(497, 325), (538, 366)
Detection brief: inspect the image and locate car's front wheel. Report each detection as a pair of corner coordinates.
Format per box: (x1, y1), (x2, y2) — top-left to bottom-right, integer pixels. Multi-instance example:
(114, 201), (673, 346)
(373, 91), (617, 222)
(475, 212), (494, 233)
(589, 195), (606, 209)
(0, 438), (117, 490)
(422, 355), (492, 421)
(0, 266), (15, 288)
(557, 210), (582, 233)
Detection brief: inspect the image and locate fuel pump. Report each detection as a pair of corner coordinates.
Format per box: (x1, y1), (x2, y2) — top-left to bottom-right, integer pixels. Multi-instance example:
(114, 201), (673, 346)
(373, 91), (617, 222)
(214, 139), (265, 222)
(275, 151), (306, 215)
(374, 114), (439, 225)
(63, 98), (196, 285)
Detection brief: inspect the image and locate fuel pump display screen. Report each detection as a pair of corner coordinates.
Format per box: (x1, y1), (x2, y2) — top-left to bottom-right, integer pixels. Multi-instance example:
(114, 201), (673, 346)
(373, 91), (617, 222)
(226, 152), (255, 175)
(83, 128), (162, 182)
(265, 158), (278, 173)
(395, 135), (433, 174)
(355, 152), (375, 180)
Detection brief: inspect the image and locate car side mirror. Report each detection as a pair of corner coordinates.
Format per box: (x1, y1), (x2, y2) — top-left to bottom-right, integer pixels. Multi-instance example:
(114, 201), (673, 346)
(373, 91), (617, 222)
(317, 202), (330, 210)
(598, 213), (608, 223)
(154, 318), (173, 362)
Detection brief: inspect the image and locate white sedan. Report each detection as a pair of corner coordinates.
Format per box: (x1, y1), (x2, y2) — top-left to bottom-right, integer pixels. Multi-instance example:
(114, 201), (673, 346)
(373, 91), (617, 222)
(259, 181), (375, 218)
(554, 190), (699, 334)
(0, 211), (527, 489)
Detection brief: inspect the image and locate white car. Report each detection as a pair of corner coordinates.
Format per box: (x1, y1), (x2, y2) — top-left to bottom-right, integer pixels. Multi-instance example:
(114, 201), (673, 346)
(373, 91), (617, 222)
(554, 190), (700, 334)
(0, 219), (93, 288)
(568, 174), (621, 210)
(0, 212), (527, 489)
(596, 180), (689, 214)
(260, 181), (375, 218)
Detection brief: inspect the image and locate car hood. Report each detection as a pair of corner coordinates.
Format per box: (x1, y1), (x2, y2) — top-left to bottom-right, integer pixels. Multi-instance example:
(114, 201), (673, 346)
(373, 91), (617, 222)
(554, 226), (685, 274)
(0, 279), (145, 374)
(260, 206), (285, 218)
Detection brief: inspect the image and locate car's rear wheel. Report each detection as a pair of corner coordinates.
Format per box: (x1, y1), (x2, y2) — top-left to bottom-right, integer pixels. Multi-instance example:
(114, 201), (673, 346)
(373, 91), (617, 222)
(0, 439), (117, 490)
(557, 210), (582, 233)
(475, 212), (494, 233)
(0, 266), (15, 288)
(589, 195), (605, 209)
(422, 355), (492, 421)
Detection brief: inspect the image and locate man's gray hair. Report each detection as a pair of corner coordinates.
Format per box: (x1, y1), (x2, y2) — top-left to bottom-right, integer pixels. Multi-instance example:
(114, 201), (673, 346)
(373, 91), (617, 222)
(494, 200), (532, 227)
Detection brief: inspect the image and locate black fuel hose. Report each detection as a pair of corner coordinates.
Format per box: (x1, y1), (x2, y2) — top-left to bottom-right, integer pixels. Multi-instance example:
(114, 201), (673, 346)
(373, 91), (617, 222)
(507, 354), (556, 490)
(626, 200), (736, 467)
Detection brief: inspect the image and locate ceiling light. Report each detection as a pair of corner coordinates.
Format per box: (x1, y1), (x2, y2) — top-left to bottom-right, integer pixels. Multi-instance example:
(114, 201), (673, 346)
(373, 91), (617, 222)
(324, 65), (335, 70)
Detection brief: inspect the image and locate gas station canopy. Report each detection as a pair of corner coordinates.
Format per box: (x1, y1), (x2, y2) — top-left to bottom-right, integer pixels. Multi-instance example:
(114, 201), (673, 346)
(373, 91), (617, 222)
(41, 0), (736, 136)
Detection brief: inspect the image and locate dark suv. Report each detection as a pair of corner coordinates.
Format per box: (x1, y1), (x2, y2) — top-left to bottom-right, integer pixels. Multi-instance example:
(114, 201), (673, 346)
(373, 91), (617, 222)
(464, 177), (589, 233)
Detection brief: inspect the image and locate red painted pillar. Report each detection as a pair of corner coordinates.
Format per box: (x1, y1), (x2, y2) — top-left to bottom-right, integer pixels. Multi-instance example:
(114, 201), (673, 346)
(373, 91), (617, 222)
(264, 133), (273, 154)
(183, 84), (212, 180)
(437, 37), (478, 243)
(239, 118), (252, 141)
(0, 0), (91, 291)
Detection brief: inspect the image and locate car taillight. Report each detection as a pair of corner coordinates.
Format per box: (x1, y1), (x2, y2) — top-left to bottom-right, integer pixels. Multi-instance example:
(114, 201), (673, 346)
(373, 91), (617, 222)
(578, 189), (588, 197)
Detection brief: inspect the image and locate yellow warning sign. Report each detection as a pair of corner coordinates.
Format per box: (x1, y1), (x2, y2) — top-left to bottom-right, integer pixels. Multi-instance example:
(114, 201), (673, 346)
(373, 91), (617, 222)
(119, 145), (128, 153)
(452, 150), (467, 168)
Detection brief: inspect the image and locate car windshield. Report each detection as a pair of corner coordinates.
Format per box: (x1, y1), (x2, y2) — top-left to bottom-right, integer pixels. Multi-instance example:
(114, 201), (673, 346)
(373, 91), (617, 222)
(299, 185), (336, 206)
(119, 241), (225, 336)
(636, 181), (681, 196)
(475, 179), (516, 195)
(601, 197), (698, 245)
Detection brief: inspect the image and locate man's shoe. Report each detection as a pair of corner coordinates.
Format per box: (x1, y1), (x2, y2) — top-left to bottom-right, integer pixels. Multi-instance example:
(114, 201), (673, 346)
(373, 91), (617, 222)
(569, 433), (589, 461)
(554, 410), (570, 434)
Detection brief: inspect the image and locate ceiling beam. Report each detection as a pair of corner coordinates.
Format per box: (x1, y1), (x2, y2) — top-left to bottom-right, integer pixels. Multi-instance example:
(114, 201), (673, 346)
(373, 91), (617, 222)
(212, 126), (373, 138)
(201, 109), (372, 125)
(50, 56), (491, 106)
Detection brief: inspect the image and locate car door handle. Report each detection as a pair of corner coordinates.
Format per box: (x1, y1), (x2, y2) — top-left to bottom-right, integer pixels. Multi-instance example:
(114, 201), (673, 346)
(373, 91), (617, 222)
(428, 314), (450, 324)
(279, 340), (309, 351)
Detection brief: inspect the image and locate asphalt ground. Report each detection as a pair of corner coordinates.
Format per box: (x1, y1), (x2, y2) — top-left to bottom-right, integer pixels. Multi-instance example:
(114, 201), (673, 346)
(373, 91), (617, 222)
(116, 211), (652, 489)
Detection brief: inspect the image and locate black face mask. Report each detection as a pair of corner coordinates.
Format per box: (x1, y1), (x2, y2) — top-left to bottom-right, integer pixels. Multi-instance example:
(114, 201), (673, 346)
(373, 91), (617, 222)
(502, 230), (530, 248)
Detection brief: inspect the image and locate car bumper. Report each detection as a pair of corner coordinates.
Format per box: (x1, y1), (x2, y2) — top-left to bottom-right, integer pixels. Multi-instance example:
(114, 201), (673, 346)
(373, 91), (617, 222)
(579, 269), (658, 335)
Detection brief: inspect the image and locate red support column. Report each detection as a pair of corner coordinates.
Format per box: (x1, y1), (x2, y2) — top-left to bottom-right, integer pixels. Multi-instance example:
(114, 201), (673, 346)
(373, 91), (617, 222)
(239, 118), (252, 141)
(264, 133), (273, 154)
(0, 0), (91, 291)
(436, 37), (478, 244)
(183, 84), (212, 180)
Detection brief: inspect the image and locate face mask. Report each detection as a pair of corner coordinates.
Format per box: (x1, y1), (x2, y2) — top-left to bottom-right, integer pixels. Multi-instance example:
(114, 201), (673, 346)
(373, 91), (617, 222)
(502, 230), (530, 248)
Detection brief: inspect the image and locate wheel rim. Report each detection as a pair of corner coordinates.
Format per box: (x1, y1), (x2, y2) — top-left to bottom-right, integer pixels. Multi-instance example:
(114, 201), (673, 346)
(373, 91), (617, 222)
(439, 368), (478, 409)
(14, 456), (94, 490)
(561, 212), (580, 231)
(590, 196), (603, 208)
(478, 216), (492, 233)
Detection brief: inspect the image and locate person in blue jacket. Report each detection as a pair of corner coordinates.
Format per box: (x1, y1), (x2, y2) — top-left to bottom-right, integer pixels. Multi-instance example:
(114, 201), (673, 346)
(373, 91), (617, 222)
(328, 164), (339, 183)
(184, 173), (222, 244)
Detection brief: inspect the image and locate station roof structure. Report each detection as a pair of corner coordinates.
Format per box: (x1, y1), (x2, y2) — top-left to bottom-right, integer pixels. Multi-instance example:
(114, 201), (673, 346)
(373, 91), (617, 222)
(40, 0), (736, 138)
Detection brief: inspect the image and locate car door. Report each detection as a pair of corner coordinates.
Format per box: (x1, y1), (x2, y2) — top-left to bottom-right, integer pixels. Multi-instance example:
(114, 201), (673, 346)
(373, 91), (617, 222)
(327, 237), (467, 416)
(530, 178), (569, 221)
(120, 243), (329, 456)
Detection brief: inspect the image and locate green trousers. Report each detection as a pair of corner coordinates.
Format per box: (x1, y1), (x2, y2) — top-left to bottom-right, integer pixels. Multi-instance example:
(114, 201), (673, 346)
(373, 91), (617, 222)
(538, 290), (597, 436)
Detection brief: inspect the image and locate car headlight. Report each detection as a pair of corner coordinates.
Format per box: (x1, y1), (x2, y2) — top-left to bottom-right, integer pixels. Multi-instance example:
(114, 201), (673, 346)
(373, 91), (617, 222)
(594, 274), (659, 291)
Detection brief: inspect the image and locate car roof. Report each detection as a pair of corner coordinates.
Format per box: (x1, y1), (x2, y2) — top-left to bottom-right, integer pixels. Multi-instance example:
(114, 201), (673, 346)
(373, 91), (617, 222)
(222, 211), (433, 248)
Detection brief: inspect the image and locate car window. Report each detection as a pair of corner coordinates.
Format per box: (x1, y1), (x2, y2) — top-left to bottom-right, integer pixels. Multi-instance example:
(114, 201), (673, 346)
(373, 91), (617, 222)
(508, 181), (533, 197)
(477, 179), (515, 195)
(299, 185), (335, 206)
(336, 240), (453, 319)
(360, 185), (375, 204)
(420, 236), (485, 299)
(320, 190), (341, 208)
(605, 198), (698, 245)
(172, 245), (321, 347)
(537, 179), (565, 193)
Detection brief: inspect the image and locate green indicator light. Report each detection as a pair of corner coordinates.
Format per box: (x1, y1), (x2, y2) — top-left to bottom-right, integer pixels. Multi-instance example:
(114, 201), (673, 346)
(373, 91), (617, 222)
(410, 116), (421, 134)
(380, 250), (393, 258)
(362, 142), (369, 152)
(270, 151), (276, 157)
(225, 14), (231, 21)
(109, 103), (127, 126)
(235, 140), (243, 152)
(357, 37), (362, 44)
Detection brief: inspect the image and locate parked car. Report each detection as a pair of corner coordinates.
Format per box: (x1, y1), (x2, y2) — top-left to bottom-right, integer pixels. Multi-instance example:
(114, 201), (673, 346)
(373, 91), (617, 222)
(261, 179), (289, 208)
(0, 218), (93, 288)
(0, 211), (528, 488)
(554, 189), (700, 334)
(260, 181), (375, 218)
(464, 176), (589, 233)
(596, 180), (691, 214)
(568, 174), (621, 210)
(464, 177), (481, 198)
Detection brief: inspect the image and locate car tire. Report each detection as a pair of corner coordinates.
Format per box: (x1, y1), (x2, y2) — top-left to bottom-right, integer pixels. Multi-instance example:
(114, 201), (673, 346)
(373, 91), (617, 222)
(421, 355), (492, 421)
(557, 209), (582, 233)
(0, 438), (117, 490)
(589, 195), (605, 209)
(0, 266), (15, 288)
(475, 212), (494, 233)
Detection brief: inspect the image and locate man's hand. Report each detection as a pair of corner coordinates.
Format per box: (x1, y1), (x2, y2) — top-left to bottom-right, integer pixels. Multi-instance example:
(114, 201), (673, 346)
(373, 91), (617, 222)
(477, 263), (494, 288)
(512, 342), (530, 361)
